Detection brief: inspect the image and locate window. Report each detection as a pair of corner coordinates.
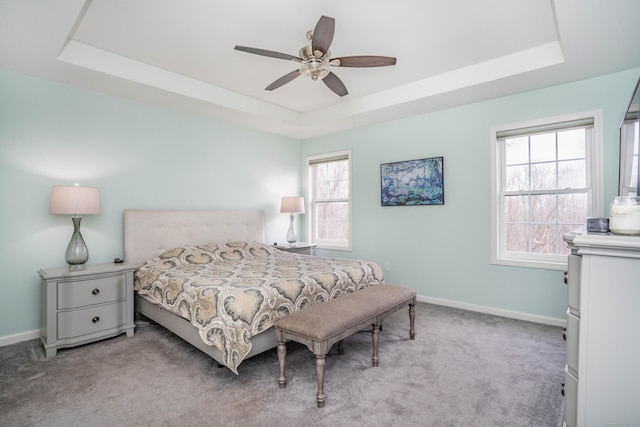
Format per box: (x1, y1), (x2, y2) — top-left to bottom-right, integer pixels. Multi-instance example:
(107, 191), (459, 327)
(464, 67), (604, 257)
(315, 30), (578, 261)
(306, 150), (352, 250)
(490, 111), (603, 270)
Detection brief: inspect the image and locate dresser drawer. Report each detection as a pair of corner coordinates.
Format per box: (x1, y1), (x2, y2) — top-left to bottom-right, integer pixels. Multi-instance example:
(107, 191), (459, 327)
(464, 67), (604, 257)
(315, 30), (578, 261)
(57, 301), (126, 339)
(57, 275), (127, 309)
(567, 254), (581, 314)
(563, 367), (578, 427)
(566, 310), (579, 376)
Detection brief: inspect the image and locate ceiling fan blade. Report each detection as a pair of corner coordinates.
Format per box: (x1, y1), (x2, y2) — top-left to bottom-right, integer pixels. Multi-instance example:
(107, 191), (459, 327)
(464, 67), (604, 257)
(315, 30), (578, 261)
(333, 56), (397, 67)
(234, 45), (301, 62)
(322, 71), (348, 97)
(311, 16), (335, 54)
(265, 70), (301, 91)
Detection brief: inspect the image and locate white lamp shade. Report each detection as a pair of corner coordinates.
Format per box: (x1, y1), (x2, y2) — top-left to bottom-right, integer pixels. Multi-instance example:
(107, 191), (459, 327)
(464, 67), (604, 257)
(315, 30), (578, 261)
(49, 185), (101, 215)
(280, 196), (305, 214)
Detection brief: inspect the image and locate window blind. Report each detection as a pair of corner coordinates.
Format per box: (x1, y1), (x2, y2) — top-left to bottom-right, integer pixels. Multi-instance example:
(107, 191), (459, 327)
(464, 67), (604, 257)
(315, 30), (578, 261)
(496, 117), (594, 140)
(308, 154), (349, 165)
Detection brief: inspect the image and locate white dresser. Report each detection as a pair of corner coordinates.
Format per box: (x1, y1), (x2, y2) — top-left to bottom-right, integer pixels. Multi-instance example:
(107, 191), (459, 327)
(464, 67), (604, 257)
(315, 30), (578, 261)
(563, 229), (640, 427)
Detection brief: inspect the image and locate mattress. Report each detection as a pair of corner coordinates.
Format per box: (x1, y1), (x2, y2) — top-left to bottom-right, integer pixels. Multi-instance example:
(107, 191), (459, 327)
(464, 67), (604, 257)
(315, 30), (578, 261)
(134, 241), (384, 373)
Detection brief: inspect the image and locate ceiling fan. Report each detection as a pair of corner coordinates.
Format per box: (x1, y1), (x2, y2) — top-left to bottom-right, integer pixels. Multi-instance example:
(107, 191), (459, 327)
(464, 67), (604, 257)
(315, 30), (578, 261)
(234, 15), (396, 97)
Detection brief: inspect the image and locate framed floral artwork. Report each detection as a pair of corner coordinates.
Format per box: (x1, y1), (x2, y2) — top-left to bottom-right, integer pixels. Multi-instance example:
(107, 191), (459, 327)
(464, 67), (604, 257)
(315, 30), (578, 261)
(381, 157), (444, 206)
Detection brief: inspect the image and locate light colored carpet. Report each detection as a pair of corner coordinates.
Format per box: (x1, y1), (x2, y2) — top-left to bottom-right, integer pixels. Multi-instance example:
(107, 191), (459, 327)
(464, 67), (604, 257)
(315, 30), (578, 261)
(0, 303), (565, 426)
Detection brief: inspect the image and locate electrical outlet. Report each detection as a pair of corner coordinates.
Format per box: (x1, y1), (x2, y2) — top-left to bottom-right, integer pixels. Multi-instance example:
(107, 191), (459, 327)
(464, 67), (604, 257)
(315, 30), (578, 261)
(384, 261), (391, 271)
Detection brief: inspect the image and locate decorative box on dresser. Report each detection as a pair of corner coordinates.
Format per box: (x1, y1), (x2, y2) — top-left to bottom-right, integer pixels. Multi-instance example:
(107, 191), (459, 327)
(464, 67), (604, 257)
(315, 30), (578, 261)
(562, 229), (640, 427)
(39, 263), (136, 358)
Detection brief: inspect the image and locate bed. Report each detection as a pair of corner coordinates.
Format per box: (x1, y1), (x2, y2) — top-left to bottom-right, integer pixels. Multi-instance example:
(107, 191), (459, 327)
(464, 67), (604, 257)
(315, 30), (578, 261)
(124, 209), (384, 373)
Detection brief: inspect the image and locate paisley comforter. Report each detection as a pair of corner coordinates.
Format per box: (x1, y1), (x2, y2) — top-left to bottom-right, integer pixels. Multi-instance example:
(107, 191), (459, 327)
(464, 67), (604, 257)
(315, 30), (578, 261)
(134, 241), (384, 373)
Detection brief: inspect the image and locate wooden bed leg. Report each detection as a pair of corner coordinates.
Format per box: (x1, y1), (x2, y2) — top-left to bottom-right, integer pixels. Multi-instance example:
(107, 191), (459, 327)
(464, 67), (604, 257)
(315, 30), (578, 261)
(338, 339), (344, 355)
(315, 354), (326, 408)
(372, 324), (381, 367)
(277, 340), (287, 389)
(409, 301), (416, 340)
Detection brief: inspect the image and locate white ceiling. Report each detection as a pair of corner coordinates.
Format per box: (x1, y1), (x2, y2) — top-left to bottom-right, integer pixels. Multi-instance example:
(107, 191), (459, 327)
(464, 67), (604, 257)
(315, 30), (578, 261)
(1, 0), (639, 139)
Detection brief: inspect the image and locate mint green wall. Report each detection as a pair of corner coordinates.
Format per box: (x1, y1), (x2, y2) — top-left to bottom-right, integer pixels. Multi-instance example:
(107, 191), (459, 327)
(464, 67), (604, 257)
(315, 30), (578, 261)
(0, 70), (302, 338)
(303, 69), (640, 321)
(1, 68), (638, 340)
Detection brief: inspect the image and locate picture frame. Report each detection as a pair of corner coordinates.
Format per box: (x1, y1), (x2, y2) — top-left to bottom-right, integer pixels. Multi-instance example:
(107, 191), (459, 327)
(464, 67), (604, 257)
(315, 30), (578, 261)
(380, 157), (444, 206)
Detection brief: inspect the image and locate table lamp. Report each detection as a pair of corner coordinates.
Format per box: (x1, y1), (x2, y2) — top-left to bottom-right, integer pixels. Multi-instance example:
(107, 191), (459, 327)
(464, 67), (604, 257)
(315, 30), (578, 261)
(280, 196), (305, 245)
(49, 184), (101, 270)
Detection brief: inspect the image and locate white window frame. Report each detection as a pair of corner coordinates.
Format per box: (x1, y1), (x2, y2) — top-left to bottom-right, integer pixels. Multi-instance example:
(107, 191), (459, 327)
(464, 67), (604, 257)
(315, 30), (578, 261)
(490, 110), (604, 270)
(306, 150), (352, 251)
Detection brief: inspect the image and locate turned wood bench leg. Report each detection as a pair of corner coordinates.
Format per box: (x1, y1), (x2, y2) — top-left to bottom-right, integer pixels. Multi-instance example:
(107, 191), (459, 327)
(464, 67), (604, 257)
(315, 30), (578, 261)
(338, 339), (344, 355)
(277, 340), (287, 389)
(409, 302), (416, 340)
(315, 354), (326, 408)
(371, 324), (381, 367)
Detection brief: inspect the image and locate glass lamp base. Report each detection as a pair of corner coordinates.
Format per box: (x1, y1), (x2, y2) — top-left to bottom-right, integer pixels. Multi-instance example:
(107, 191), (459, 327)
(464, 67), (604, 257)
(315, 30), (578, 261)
(286, 214), (297, 245)
(66, 217), (89, 270)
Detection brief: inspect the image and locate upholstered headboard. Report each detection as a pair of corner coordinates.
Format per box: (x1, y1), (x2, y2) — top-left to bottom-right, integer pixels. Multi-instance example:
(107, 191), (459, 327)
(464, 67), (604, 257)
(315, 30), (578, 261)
(123, 209), (265, 266)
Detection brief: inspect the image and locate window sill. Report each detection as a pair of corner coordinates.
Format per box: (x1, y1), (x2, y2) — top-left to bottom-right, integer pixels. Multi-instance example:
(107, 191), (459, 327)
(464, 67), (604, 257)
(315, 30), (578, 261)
(491, 255), (567, 271)
(315, 243), (352, 252)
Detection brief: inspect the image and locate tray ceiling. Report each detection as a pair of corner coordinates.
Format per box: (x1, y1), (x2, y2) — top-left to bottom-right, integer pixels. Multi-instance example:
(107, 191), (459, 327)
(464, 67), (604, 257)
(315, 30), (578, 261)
(1, 0), (639, 139)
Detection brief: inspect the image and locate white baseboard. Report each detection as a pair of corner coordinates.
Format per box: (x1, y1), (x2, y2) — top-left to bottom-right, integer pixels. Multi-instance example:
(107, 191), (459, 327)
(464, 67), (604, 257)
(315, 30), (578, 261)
(0, 329), (41, 347)
(417, 295), (566, 327)
(0, 296), (565, 347)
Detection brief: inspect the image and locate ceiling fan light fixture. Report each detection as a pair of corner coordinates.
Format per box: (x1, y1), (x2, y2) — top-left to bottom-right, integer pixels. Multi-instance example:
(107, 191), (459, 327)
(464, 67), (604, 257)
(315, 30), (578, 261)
(299, 61), (329, 81)
(235, 15), (396, 95)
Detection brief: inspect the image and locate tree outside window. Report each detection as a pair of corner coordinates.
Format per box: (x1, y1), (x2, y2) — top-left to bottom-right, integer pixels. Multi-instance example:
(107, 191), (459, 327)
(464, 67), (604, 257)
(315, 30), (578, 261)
(491, 111), (603, 270)
(503, 129), (587, 256)
(307, 151), (351, 249)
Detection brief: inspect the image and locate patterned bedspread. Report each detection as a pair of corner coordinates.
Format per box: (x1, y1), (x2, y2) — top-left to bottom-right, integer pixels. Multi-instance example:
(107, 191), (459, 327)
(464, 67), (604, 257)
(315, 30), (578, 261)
(134, 241), (384, 373)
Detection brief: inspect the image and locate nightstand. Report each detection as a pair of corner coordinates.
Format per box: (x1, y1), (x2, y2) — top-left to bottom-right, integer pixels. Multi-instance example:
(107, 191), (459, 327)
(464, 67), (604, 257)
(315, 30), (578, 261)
(274, 242), (317, 255)
(38, 263), (136, 358)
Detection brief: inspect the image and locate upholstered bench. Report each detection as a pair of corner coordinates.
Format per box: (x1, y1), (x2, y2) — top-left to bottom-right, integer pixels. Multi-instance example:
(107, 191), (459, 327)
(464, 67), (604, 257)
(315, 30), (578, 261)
(275, 283), (416, 408)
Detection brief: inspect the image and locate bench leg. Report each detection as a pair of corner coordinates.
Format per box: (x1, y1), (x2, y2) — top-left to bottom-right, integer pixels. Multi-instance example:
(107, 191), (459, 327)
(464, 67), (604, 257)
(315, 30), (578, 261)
(315, 354), (326, 408)
(372, 324), (381, 367)
(338, 339), (344, 355)
(409, 301), (416, 340)
(277, 340), (287, 389)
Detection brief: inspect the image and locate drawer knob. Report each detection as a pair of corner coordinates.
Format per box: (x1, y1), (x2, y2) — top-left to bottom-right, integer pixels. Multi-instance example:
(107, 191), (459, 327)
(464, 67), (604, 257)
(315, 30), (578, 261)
(92, 316), (100, 324)
(92, 288), (100, 296)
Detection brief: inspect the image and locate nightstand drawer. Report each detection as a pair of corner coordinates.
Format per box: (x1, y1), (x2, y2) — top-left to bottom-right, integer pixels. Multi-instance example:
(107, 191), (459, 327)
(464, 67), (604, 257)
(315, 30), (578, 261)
(57, 301), (126, 339)
(58, 275), (127, 309)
